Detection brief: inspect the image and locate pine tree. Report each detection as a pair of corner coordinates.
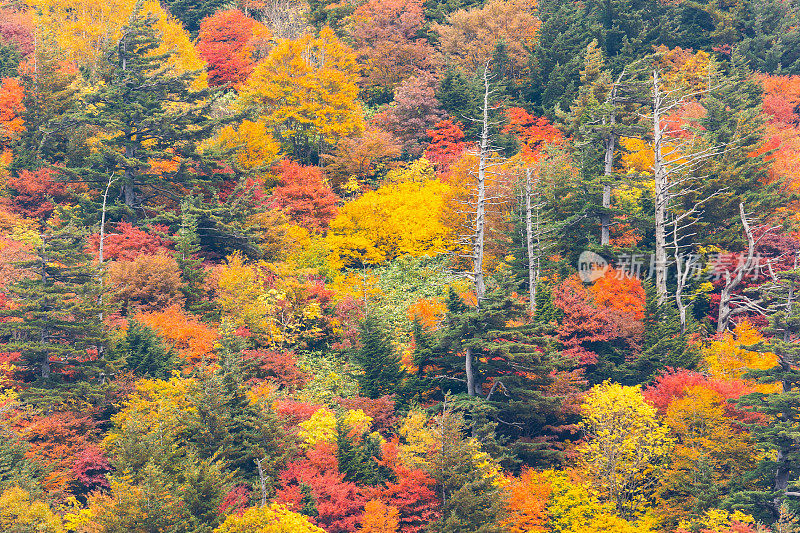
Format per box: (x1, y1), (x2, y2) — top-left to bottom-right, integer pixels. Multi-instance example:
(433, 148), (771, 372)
(353, 314), (406, 399)
(733, 265), (800, 521)
(625, 280), (700, 383)
(187, 362), (291, 490)
(687, 53), (778, 250)
(335, 416), (393, 486)
(63, 4), (222, 221)
(113, 320), (174, 379)
(0, 224), (109, 388)
(430, 285), (566, 463)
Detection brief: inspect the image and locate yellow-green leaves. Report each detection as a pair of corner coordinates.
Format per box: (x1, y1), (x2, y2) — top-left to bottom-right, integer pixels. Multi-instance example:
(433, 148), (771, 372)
(579, 381), (672, 519)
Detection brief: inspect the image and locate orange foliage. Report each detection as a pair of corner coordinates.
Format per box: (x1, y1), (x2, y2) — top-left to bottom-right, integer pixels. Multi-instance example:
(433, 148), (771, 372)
(0, 77), (24, 149)
(361, 499), (400, 533)
(107, 254), (185, 314)
(501, 468), (551, 533)
(135, 305), (219, 366)
(503, 107), (562, 162)
(587, 268), (645, 321)
(406, 298), (446, 330)
(761, 74), (800, 125)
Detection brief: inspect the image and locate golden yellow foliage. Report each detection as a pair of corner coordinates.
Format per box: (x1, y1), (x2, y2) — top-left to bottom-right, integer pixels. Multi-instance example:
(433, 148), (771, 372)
(703, 321), (777, 381)
(297, 408), (372, 448)
(579, 381), (672, 518)
(398, 408), (436, 469)
(215, 503), (325, 533)
(237, 27), (363, 148)
(0, 487), (64, 532)
(326, 175), (457, 268)
(27, 0), (207, 85)
(210, 120), (282, 170)
(104, 377), (197, 451)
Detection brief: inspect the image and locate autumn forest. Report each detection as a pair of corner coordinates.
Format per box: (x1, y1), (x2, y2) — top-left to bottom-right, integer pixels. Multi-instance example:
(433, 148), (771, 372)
(1, 0), (800, 530)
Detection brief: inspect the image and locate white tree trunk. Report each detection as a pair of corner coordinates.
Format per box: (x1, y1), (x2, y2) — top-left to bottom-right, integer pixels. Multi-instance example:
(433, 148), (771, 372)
(525, 168), (540, 312)
(652, 69), (669, 305)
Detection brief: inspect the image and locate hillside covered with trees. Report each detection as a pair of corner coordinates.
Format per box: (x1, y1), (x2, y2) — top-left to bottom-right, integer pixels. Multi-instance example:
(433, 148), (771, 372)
(2, 0), (800, 530)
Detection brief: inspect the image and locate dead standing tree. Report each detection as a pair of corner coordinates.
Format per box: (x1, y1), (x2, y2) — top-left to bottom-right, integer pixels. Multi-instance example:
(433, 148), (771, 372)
(648, 67), (729, 305)
(449, 64), (511, 396)
(716, 202), (779, 333)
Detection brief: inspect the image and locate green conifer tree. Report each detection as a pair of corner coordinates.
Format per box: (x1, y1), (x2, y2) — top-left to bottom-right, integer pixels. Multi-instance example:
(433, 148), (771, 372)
(0, 224), (109, 389)
(113, 320), (174, 379)
(63, 4), (221, 221)
(353, 314), (406, 399)
(733, 265), (800, 521)
(625, 280), (700, 382)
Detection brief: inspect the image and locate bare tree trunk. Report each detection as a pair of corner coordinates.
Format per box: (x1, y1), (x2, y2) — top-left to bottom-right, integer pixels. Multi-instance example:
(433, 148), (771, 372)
(473, 68), (490, 305)
(463, 67), (493, 398)
(652, 70), (668, 301)
(672, 218), (689, 334)
(255, 458), (267, 506)
(652, 69), (669, 304)
(601, 85), (617, 246)
(717, 203), (762, 333)
(525, 168), (538, 312)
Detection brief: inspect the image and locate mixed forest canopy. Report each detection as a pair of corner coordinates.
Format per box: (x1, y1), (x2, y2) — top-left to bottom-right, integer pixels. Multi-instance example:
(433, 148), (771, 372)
(2, 0), (800, 530)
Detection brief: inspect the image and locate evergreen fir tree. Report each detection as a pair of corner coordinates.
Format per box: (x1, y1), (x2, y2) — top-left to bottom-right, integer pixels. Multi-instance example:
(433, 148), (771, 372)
(62, 4), (222, 222)
(624, 280), (700, 383)
(353, 314), (406, 399)
(187, 361), (291, 490)
(732, 265), (800, 521)
(335, 416), (393, 486)
(430, 285), (566, 464)
(0, 224), (109, 388)
(113, 320), (174, 379)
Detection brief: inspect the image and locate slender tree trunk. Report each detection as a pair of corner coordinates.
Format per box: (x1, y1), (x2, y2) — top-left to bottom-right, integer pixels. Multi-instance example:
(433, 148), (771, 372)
(672, 220), (688, 334)
(473, 69), (490, 305)
(717, 203), (759, 333)
(525, 168), (539, 312)
(601, 96), (616, 246)
(652, 69), (669, 304)
(465, 66), (492, 397)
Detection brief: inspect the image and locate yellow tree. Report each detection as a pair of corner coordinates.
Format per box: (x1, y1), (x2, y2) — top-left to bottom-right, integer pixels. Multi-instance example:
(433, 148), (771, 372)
(579, 381), (672, 519)
(27, 0), (207, 84)
(325, 160), (457, 268)
(214, 503), (325, 533)
(0, 487), (63, 533)
(237, 27), (363, 161)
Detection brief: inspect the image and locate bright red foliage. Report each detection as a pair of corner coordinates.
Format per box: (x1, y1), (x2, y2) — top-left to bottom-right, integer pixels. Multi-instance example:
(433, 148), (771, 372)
(374, 441), (441, 533)
(15, 411), (99, 494)
(242, 349), (309, 391)
(335, 396), (397, 434)
(1, 168), (68, 219)
(424, 119), (469, 173)
(271, 160), (341, 233)
(87, 222), (173, 261)
(197, 10), (265, 87)
(502, 107), (562, 160)
(552, 276), (615, 365)
(219, 484), (252, 516)
(643, 368), (762, 424)
(69, 444), (111, 495)
(277, 442), (366, 532)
